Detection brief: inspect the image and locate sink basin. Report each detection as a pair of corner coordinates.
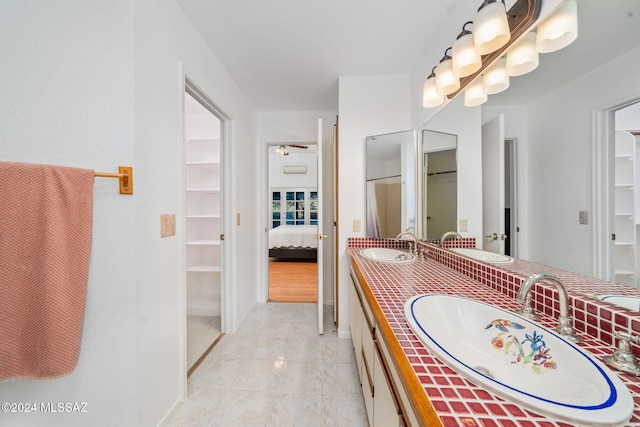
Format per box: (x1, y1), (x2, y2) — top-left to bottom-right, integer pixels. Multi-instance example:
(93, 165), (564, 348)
(451, 247), (513, 263)
(359, 247), (415, 264)
(405, 294), (633, 426)
(599, 295), (640, 311)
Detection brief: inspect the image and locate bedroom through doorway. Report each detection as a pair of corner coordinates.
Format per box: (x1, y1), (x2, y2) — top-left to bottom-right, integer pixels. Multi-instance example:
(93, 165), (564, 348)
(267, 144), (318, 303)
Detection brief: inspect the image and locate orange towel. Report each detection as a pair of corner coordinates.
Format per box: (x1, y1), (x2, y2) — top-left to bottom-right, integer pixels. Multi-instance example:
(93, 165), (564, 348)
(0, 162), (94, 380)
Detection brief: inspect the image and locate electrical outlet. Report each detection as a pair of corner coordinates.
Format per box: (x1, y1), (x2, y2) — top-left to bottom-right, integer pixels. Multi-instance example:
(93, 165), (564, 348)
(459, 219), (468, 232)
(161, 214), (176, 237)
(353, 219), (361, 232)
(579, 211), (588, 225)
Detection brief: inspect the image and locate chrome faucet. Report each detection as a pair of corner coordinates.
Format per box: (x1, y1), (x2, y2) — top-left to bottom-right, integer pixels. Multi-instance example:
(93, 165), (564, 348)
(516, 273), (582, 343)
(440, 231), (462, 246)
(396, 230), (418, 255)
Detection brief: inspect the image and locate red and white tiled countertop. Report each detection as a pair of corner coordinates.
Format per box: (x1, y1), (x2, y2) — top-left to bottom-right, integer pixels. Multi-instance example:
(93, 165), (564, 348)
(348, 238), (640, 427)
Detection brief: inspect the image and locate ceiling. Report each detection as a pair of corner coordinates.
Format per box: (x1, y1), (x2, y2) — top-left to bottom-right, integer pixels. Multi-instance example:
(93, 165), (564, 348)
(176, 0), (457, 111)
(176, 0), (640, 112)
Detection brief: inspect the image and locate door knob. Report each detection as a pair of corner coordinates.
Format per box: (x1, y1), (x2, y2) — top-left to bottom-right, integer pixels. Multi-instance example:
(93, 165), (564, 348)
(484, 233), (498, 241)
(501, 234), (507, 240)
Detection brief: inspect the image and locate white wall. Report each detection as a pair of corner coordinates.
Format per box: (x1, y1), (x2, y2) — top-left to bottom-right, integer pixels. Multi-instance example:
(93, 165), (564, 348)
(134, 0), (257, 425)
(337, 74), (411, 337)
(0, 1), (259, 426)
(0, 2), (137, 426)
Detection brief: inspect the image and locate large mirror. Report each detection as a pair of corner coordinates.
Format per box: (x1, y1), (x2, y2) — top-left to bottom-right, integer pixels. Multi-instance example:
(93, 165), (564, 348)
(422, 130), (457, 241)
(365, 130), (417, 238)
(419, 0), (640, 298)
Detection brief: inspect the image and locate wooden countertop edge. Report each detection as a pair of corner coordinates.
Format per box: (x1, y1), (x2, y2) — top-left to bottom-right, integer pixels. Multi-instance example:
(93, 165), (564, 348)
(351, 257), (443, 427)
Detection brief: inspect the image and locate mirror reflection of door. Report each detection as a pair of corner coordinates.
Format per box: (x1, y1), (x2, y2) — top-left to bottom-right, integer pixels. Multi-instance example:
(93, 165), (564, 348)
(422, 130), (457, 241)
(613, 101), (640, 287)
(482, 115), (506, 255)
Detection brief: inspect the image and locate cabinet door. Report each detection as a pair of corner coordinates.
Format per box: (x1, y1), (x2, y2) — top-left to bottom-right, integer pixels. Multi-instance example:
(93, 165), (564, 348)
(373, 341), (401, 427)
(349, 275), (363, 377)
(361, 322), (375, 427)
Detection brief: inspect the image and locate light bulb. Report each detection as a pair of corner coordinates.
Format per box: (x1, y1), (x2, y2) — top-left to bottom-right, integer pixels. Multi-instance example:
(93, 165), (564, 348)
(423, 76), (444, 108)
(507, 32), (539, 76)
(536, 0), (578, 53)
(474, 0), (511, 55)
(452, 30), (482, 78)
(464, 76), (488, 107)
(483, 57), (509, 94)
(435, 58), (460, 96)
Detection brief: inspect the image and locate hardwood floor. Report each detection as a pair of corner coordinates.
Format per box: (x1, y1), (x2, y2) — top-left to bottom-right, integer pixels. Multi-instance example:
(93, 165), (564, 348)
(268, 258), (317, 302)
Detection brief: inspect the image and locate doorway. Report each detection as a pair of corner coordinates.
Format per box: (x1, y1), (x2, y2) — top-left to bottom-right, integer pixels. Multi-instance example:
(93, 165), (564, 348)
(267, 144), (319, 303)
(183, 81), (228, 376)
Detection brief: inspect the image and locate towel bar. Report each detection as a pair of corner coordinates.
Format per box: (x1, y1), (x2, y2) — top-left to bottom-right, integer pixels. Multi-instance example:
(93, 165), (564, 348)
(94, 166), (133, 195)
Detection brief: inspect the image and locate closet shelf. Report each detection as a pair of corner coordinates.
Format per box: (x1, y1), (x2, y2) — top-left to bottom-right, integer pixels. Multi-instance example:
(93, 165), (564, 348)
(186, 239), (222, 246)
(615, 241), (634, 248)
(187, 265), (221, 272)
(186, 188), (221, 193)
(186, 161), (220, 166)
(615, 269), (635, 276)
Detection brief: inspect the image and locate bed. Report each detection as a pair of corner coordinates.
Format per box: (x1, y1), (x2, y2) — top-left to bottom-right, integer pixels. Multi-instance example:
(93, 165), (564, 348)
(269, 225), (318, 260)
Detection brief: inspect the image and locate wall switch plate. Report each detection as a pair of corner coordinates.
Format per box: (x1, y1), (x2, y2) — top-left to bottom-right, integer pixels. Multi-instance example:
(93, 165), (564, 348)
(579, 211), (589, 225)
(160, 214), (176, 237)
(353, 219), (361, 232)
(459, 219), (468, 232)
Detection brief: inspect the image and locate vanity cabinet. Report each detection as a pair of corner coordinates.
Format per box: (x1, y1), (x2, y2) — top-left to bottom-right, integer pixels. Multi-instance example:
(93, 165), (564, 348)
(350, 269), (410, 427)
(185, 137), (221, 315)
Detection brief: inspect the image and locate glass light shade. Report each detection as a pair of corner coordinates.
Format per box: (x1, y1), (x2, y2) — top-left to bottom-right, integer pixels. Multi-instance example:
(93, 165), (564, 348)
(464, 77), (487, 107)
(474, 1), (511, 55)
(423, 77), (444, 108)
(452, 32), (482, 78)
(483, 57), (509, 94)
(435, 59), (460, 96)
(506, 32), (539, 76)
(536, 0), (578, 53)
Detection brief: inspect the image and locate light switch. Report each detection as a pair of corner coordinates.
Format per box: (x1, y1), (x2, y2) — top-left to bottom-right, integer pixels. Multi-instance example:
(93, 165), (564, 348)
(459, 219), (468, 232)
(353, 219), (361, 232)
(237, 212), (241, 226)
(160, 214), (176, 237)
(579, 211), (588, 225)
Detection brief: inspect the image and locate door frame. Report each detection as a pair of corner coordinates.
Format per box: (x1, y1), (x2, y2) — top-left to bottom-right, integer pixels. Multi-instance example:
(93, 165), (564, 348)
(180, 70), (235, 387)
(260, 141), (316, 303)
(593, 92), (640, 281)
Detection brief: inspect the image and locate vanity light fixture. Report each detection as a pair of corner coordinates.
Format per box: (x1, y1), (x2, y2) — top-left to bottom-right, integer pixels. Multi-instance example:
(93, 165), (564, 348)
(423, 67), (445, 108)
(506, 31), (539, 76)
(483, 57), (510, 94)
(435, 48), (460, 96)
(422, 0), (541, 108)
(536, 0), (578, 53)
(452, 22), (482, 78)
(464, 76), (488, 107)
(473, 0), (511, 55)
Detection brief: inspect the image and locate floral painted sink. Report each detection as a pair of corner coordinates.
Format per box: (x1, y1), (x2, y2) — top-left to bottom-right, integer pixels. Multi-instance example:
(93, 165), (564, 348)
(404, 294), (633, 426)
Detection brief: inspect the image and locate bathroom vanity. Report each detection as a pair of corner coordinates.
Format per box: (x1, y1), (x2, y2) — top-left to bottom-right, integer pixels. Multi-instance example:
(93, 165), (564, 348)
(348, 237), (640, 427)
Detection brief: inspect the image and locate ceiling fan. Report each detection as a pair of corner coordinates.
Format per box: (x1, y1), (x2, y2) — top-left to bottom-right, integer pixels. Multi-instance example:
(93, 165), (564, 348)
(275, 144), (308, 156)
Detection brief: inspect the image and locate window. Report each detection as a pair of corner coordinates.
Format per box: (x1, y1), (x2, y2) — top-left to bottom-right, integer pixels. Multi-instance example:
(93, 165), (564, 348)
(271, 188), (317, 228)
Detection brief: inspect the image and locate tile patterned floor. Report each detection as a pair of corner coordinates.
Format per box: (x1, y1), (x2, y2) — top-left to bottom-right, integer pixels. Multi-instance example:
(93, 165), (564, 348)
(168, 303), (368, 427)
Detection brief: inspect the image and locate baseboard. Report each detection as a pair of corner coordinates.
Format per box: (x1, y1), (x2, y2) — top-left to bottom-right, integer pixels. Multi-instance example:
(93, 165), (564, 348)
(156, 393), (184, 427)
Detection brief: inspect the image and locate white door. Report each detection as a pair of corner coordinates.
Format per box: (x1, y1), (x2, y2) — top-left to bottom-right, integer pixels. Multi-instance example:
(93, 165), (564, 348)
(316, 119), (324, 334)
(482, 115), (506, 254)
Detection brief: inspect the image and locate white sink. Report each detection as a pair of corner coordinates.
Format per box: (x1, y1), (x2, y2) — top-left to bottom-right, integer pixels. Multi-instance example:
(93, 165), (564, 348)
(359, 247), (415, 264)
(451, 247), (513, 263)
(599, 295), (640, 311)
(405, 294), (633, 426)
